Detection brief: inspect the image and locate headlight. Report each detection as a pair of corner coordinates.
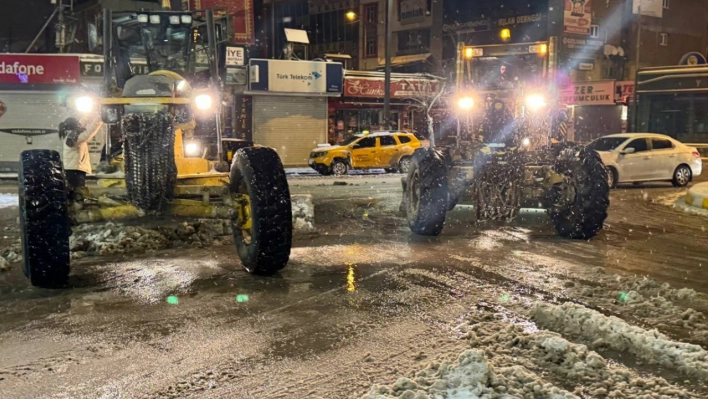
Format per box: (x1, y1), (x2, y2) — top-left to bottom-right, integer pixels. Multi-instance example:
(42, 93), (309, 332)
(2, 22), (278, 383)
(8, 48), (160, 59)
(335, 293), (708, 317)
(522, 137), (531, 147)
(525, 94), (546, 111)
(185, 142), (201, 156)
(75, 96), (94, 113)
(194, 94), (213, 110)
(311, 151), (327, 158)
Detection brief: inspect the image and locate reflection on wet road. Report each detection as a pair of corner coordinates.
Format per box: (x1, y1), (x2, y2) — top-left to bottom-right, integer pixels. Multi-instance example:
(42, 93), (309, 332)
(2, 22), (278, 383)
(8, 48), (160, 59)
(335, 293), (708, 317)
(1, 178), (707, 398)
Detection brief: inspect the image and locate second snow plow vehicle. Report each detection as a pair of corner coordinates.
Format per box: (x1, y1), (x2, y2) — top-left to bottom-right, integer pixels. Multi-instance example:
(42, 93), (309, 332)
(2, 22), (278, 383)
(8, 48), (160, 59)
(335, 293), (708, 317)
(18, 8), (292, 288)
(401, 94), (610, 239)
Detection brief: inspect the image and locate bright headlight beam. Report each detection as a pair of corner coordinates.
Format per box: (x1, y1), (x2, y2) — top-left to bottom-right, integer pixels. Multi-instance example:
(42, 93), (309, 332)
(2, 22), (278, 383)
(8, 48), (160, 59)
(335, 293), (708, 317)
(75, 96), (94, 113)
(522, 137), (531, 147)
(457, 97), (474, 111)
(525, 94), (547, 111)
(185, 142), (200, 156)
(195, 94), (213, 110)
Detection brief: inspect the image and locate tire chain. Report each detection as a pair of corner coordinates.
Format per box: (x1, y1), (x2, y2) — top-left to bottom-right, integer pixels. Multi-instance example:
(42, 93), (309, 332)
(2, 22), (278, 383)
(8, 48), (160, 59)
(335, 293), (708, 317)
(473, 153), (524, 222)
(122, 112), (177, 212)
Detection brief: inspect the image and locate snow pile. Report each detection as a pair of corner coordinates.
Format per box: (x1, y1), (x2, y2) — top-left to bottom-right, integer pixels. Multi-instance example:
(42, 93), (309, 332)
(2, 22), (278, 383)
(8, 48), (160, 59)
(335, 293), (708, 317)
(69, 220), (233, 259)
(291, 194), (315, 232)
(533, 302), (708, 380)
(1, 241), (22, 266)
(0, 193), (17, 209)
(362, 348), (578, 399)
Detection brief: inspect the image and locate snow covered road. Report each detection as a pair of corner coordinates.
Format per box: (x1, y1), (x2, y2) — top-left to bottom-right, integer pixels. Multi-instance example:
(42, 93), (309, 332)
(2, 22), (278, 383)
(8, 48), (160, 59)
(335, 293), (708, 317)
(0, 176), (707, 398)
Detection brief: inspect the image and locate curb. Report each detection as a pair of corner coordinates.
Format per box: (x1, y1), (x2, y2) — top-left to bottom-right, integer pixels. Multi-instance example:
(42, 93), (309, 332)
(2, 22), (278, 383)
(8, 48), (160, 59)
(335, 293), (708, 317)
(684, 182), (708, 210)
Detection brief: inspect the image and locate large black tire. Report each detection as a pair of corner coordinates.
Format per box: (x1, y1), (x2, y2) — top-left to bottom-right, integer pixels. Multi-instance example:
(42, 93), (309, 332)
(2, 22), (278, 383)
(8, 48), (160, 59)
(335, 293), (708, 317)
(405, 148), (448, 235)
(122, 112), (177, 211)
(18, 150), (70, 287)
(548, 148), (609, 239)
(230, 147), (292, 274)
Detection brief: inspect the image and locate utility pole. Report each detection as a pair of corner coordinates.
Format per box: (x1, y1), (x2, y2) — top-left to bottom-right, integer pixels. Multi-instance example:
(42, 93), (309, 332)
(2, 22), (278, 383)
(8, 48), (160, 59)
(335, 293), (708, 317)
(383, 0), (392, 129)
(633, 0), (642, 132)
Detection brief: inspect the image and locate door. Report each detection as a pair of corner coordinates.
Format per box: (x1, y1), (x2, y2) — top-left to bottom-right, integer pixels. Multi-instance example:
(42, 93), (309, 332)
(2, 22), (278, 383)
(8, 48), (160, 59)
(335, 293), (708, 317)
(649, 137), (676, 180)
(616, 138), (651, 181)
(350, 136), (378, 168)
(252, 96), (327, 166)
(376, 135), (398, 167)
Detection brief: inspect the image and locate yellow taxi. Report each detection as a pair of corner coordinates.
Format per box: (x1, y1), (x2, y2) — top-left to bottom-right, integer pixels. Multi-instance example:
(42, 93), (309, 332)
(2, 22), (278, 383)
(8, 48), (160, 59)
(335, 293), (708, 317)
(308, 131), (423, 175)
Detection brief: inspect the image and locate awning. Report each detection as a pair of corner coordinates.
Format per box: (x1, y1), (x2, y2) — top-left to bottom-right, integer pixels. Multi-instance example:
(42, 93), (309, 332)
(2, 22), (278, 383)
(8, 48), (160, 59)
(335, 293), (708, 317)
(379, 53), (431, 67)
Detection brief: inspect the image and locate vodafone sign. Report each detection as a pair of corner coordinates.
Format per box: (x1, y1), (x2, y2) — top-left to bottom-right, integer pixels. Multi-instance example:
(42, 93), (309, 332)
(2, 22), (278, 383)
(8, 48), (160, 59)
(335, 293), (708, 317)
(0, 54), (80, 85)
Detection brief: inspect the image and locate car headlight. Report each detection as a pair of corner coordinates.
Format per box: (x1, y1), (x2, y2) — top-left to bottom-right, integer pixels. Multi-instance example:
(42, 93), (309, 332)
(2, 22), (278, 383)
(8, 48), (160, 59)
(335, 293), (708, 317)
(195, 94), (213, 110)
(311, 151), (327, 158)
(522, 137), (531, 147)
(185, 142), (201, 156)
(75, 96), (94, 113)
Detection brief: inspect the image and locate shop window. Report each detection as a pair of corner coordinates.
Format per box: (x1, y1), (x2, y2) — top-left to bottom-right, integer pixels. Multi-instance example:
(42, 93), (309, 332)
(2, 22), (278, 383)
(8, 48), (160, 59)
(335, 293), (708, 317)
(380, 135), (397, 146)
(659, 33), (668, 46)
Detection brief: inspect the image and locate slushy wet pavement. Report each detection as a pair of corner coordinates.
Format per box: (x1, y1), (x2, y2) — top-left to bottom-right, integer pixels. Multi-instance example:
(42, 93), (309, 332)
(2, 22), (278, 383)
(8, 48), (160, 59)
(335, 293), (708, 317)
(1, 174), (708, 398)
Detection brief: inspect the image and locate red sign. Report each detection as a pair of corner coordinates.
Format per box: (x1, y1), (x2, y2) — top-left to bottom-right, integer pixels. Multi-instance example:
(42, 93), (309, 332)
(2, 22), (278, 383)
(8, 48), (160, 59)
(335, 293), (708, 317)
(0, 54), (80, 85)
(344, 77), (439, 99)
(190, 0), (255, 44)
(615, 80), (634, 102)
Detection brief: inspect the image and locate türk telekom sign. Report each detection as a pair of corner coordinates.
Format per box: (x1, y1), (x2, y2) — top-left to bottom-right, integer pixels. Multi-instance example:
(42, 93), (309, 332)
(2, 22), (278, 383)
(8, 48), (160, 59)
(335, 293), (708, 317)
(0, 54), (81, 84)
(344, 77), (440, 99)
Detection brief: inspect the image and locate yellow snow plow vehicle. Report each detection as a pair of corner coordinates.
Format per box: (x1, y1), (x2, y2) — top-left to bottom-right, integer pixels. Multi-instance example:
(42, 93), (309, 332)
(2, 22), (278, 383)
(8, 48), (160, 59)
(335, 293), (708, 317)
(18, 8), (291, 288)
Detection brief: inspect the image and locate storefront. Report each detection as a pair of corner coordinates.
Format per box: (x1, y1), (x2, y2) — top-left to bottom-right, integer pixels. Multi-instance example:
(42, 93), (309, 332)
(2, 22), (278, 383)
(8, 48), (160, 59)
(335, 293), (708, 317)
(247, 59), (343, 166)
(559, 80), (622, 143)
(0, 53), (107, 173)
(329, 71), (440, 144)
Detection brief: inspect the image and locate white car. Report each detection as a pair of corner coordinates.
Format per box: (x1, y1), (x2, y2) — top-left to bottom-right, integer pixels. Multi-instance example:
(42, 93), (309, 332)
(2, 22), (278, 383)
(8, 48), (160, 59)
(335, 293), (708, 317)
(587, 133), (702, 188)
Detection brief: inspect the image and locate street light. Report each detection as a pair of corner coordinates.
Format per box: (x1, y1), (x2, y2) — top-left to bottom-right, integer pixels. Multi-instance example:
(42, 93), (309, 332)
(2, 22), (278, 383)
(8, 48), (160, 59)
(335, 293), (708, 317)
(346, 11), (357, 21)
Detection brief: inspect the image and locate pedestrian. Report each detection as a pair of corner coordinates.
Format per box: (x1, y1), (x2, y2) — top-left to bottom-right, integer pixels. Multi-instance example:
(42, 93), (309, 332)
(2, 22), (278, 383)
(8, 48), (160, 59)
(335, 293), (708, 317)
(58, 112), (102, 200)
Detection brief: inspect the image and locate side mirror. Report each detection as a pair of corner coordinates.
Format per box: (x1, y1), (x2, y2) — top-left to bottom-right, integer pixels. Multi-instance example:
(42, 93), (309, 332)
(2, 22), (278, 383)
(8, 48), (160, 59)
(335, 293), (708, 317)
(621, 147), (636, 155)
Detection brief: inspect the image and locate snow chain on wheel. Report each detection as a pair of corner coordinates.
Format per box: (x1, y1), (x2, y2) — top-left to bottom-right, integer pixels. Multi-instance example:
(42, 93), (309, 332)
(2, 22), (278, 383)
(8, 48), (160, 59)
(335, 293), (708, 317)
(19, 150), (71, 287)
(549, 147), (609, 239)
(122, 112), (177, 212)
(473, 154), (524, 222)
(230, 147), (292, 274)
(405, 148), (448, 236)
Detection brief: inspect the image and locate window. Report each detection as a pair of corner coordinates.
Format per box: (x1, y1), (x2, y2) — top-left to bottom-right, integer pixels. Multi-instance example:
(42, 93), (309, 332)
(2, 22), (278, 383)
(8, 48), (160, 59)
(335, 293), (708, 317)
(379, 135), (397, 146)
(365, 4), (377, 24)
(663, 0), (669, 9)
(660, 33), (668, 46)
(355, 137), (377, 148)
(652, 138), (674, 150)
(397, 135), (412, 144)
(366, 38), (377, 57)
(397, 29), (431, 54)
(590, 25), (600, 38)
(626, 138), (649, 152)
